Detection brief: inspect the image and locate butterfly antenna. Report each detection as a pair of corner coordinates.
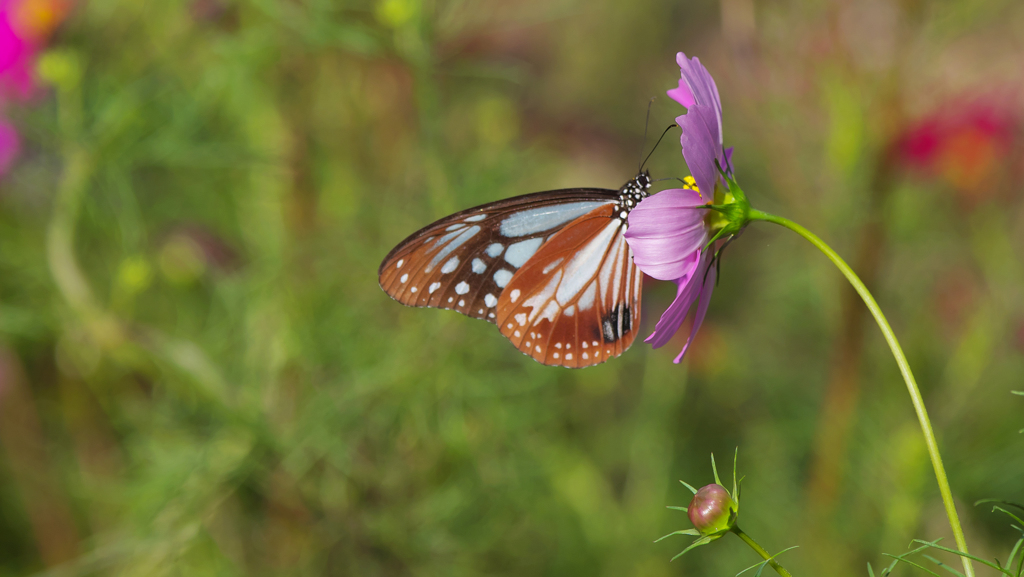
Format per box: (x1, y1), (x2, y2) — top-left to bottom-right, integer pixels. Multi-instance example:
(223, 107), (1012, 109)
(640, 123), (679, 172)
(654, 176), (688, 185)
(638, 98), (656, 172)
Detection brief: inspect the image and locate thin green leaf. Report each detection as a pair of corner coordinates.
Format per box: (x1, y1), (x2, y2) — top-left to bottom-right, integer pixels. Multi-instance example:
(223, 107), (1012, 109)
(737, 559), (769, 576)
(993, 506), (1024, 528)
(911, 540), (1009, 572)
(666, 505), (688, 512)
(680, 480), (699, 495)
(1012, 390), (1024, 395)
(976, 499), (1024, 513)
(655, 529), (700, 542)
(867, 562), (876, 577)
(922, 554), (967, 577)
(732, 447), (739, 502)
(1005, 538), (1022, 571)
(882, 553), (942, 576)
(734, 545), (799, 577)
(882, 541), (941, 575)
(670, 536), (712, 561)
(712, 453), (722, 486)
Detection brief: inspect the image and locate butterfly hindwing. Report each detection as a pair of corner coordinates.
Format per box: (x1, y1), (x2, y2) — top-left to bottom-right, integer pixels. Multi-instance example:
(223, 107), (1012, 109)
(495, 204), (643, 368)
(378, 189), (618, 324)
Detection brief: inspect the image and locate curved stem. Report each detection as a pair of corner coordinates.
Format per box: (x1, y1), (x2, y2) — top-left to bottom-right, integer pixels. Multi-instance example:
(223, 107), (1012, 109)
(748, 209), (974, 577)
(731, 525), (794, 577)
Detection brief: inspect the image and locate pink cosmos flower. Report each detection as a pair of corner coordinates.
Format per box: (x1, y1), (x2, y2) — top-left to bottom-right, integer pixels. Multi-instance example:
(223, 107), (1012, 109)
(624, 53), (734, 363)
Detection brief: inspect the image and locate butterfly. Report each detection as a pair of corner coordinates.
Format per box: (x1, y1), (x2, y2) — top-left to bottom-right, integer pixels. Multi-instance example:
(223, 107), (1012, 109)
(378, 171), (652, 368)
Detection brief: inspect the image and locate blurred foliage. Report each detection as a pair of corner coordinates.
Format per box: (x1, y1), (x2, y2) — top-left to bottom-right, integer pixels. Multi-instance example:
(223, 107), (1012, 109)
(0, 0), (1023, 576)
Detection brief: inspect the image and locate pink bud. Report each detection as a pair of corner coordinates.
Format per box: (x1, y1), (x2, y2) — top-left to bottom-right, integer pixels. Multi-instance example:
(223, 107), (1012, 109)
(688, 484), (736, 535)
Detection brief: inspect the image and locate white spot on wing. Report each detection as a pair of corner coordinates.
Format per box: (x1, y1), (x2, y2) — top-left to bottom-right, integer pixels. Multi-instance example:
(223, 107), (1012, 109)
(565, 353), (572, 360)
(471, 258), (486, 274)
(504, 238), (543, 267)
(515, 313), (527, 326)
(494, 269), (513, 288)
(485, 243), (503, 258)
(410, 286), (418, 293)
(458, 299), (465, 307)
(429, 282), (441, 293)
(510, 289), (520, 303)
(499, 201), (607, 237)
(455, 281), (470, 295)
(446, 223), (466, 231)
(396, 259), (404, 268)
(441, 256), (460, 274)
(400, 273), (409, 283)
(464, 214), (487, 222)
(484, 293), (497, 307)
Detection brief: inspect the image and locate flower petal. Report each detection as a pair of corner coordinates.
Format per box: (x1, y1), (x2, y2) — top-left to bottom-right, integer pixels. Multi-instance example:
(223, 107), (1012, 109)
(667, 78), (694, 108)
(677, 108), (724, 201)
(673, 256), (717, 363)
(644, 251), (704, 349)
(625, 189), (709, 280)
(671, 52), (730, 197)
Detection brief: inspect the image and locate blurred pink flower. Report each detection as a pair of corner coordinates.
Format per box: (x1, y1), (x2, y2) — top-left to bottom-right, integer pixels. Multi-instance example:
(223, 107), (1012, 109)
(0, 0), (73, 175)
(0, 0), (72, 98)
(0, 0), (37, 99)
(624, 53), (732, 363)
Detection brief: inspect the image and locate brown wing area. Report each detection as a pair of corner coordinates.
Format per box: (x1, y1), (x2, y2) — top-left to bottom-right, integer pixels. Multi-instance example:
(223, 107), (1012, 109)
(379, 190), (617, 324)
(495, 205), (643, 368)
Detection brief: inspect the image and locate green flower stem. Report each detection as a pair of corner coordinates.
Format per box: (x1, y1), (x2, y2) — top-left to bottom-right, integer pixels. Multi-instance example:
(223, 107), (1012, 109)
(748, 209), (975, 577)
(731, 525), (793, 577)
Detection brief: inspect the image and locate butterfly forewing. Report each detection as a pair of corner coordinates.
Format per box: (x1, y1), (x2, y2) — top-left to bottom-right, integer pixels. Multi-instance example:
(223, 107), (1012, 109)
(378, 189), (618, 324)
(495, 204), (643, 368)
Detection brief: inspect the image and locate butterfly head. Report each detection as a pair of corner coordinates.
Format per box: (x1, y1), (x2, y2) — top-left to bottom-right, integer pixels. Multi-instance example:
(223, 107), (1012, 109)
(616, 171), (651, 224)
(633, 170), (652, 191)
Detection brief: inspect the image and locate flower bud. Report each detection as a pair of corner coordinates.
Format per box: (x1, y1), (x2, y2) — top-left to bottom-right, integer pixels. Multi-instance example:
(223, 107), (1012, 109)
(688, 483), (737, 536)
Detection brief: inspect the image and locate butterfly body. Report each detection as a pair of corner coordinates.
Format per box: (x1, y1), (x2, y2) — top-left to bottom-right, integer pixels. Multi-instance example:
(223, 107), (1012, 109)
(379, 172), (651, 368)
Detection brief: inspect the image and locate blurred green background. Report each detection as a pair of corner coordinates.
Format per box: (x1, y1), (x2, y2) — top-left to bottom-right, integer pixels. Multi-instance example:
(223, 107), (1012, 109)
(1, 0), (1022, 575)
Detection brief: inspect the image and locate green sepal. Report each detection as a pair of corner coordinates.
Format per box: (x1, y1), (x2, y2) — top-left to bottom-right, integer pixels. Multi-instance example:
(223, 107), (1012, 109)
(711, 453), (723, 486)
(655, 528), (700, 543)
(670, 535), (716, 561)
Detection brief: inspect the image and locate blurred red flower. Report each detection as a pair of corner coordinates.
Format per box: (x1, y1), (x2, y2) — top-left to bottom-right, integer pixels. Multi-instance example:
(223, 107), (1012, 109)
(896, 99), (1019, 201)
